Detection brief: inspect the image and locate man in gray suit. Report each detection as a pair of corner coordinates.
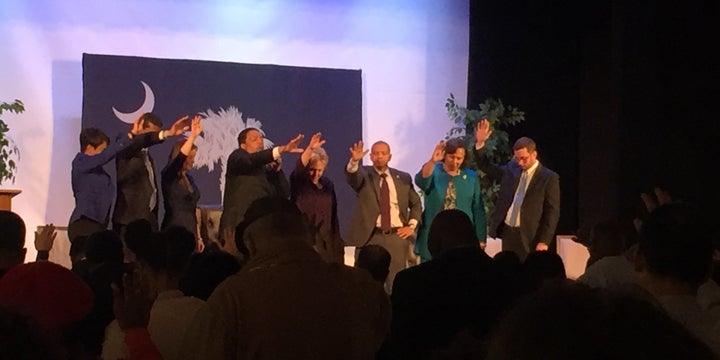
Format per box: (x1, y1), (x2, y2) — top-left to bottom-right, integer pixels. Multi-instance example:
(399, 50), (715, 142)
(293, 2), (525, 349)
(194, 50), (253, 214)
(345, 140), (422, 293)
(473, 119), (560, 261)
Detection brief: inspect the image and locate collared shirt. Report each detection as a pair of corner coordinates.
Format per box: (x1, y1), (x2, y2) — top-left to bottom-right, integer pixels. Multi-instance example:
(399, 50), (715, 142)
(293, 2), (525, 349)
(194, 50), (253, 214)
(346, 159), (417, 229)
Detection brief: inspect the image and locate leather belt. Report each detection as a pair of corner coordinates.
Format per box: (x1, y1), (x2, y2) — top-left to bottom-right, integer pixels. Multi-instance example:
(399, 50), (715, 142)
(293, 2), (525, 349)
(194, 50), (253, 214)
(374, 227), (400, 235)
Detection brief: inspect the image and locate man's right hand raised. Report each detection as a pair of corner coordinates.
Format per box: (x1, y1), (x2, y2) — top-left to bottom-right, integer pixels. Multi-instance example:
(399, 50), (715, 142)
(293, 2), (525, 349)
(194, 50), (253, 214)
(349, 140), (368, 162)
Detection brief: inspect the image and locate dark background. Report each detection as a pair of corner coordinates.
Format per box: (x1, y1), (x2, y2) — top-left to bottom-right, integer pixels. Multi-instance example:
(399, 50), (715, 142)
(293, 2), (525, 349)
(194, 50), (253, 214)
(468, 0), (719, 241)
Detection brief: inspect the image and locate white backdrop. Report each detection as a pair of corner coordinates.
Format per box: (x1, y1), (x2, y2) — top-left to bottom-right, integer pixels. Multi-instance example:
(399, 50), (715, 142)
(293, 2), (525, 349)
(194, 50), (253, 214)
(0, 0), (469, 260)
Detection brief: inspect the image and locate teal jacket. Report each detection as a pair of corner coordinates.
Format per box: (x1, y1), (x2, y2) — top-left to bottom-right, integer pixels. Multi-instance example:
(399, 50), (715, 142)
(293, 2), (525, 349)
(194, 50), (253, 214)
(414, 163), (486, 262)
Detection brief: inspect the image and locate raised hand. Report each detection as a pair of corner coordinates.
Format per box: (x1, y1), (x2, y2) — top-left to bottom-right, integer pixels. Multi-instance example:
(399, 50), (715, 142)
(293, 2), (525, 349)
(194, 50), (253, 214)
(166, 115), (191, 136)
(280, 134), (305, 154)
(349, 140), (368, 162)
(431, 141), (446, 162)
(189, 115), (203, 137)
(34, 223), (57, 252)
(307, 132), (326, 150)
(130, 116), (143, 136)
(475, 119), (493, 145)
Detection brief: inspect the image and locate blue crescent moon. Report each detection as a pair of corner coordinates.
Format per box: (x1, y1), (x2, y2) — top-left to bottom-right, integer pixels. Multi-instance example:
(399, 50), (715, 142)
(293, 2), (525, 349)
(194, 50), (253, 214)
(113, 81), (155, 124)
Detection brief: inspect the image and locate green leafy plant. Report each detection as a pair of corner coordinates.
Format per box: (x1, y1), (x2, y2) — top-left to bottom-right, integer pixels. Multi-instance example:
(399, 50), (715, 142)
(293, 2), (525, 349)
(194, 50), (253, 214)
(445, 94), (525, 215)
(0, 99), (24, 184)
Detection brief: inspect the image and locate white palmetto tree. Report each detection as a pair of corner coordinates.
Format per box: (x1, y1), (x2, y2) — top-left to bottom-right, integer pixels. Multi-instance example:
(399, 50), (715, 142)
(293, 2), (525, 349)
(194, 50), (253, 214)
(194, 106), (274, 196)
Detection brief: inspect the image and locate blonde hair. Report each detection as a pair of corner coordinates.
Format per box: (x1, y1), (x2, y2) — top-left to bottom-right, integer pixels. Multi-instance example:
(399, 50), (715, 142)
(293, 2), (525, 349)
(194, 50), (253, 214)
(309, 147), (329, 166)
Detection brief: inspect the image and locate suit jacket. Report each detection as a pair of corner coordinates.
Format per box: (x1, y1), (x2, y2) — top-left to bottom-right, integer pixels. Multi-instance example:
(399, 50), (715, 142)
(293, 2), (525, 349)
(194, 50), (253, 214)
(160, 153), (200, 234)
(112, 133), (165, 227)
(70, 132), (159, 225)
(345, 165), (422, 247)
(474, 147), (560, 248)
(219, 147), (290, 232)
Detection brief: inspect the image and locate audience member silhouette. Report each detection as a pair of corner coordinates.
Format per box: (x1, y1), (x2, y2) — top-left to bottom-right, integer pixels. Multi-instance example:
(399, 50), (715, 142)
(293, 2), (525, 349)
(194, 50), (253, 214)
(577, 219), (639, 290)
(355, 244), (391, 285)
(0, 210), (26, 278)
(634, 202), (720, 354)
(124, 218), (154, 262)
(520, 250), (566, 295)
(387, 209), (498, 360)
(182, 196), (390, 360)
(584, 218), (628, 267)
(110, 267), (163, 360)
(69, 235), (90, 277)
(76, 229), (126, 358)
(179, 248), (242, 301)
(103, 226), (203, 360)
(485, 281), (716, 360)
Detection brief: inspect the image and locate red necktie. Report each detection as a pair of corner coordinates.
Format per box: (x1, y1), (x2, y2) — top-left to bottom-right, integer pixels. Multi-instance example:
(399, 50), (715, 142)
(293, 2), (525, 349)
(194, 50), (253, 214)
(379, 173), (391, 231)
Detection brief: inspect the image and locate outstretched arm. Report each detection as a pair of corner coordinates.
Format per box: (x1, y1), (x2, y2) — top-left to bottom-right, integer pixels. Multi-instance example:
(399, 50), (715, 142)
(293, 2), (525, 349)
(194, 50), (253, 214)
(345, 140), (369, 190)
(180, 115), (202, 156)
(300, 132), (326, 167)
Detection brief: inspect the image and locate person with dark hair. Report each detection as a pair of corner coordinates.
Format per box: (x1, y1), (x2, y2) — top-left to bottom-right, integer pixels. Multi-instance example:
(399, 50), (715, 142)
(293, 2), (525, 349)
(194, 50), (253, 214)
(634, 202), (720, 354)
(474, 119), (560, 261)
(77, 229), (126, 357)
(577, 219), (639, 290)
(69, 116), (182, 243)
(69, 235), (90, 278)
(218, 127), (304, 249)
(103, 226), (204, 360)
(520, 250), (567, 294)
(290, 132), (341, 246)
(355, 244), (391, 284)
(112, 112), (190, 237)
(161, 115), (204, 252)
(124, 218), (154, 262)
(415, 138), (486, 262)
(0, 210), (27, 278)
(426, 207), (483, 260)
(387, 208), (495, 360)
(183, 196), (390, 359)
(179, 249), (242, 301)
(346, 140), (423, 294)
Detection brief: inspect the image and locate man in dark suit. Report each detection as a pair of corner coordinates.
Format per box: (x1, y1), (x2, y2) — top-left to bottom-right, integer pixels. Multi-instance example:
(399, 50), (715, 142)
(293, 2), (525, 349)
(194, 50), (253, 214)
(473, 119), (560, 261)
(112, 112), (189, 236)
(345, 140), (423, 293)
(218, 127), (304, 249)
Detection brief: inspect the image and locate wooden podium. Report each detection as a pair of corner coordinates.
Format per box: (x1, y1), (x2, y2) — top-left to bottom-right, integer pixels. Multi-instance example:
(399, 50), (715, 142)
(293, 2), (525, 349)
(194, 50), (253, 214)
(0, 189), (21, 211)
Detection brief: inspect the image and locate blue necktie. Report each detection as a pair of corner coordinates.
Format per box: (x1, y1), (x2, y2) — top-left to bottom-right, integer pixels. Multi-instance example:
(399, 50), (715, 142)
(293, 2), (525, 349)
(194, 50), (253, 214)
(509, 171), (527, 226)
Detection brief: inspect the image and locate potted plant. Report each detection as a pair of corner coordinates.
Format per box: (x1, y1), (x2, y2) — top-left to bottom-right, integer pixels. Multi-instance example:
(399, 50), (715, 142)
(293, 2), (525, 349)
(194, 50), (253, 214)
(0, 99), (24, 185)
(444, 94), (525, 216)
